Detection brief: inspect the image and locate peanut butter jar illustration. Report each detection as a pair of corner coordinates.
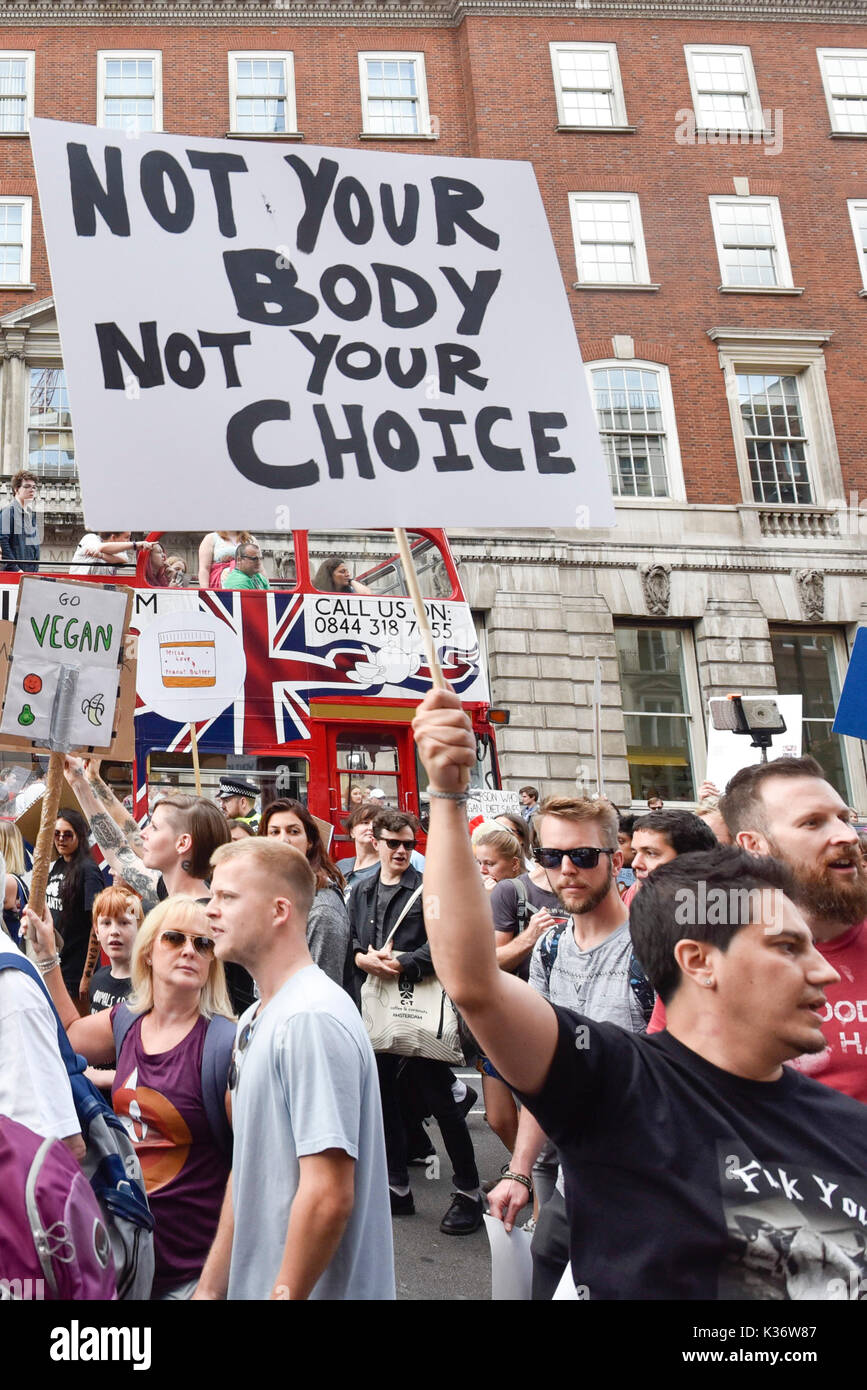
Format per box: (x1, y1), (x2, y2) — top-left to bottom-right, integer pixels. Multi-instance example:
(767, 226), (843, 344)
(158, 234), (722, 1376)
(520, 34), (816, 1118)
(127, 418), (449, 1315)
(159, 630), (217, 688)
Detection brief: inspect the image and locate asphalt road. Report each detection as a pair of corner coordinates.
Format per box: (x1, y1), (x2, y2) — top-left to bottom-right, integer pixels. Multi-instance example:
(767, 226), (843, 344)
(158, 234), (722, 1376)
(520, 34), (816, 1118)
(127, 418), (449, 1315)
(392, 1068), (527, 1301)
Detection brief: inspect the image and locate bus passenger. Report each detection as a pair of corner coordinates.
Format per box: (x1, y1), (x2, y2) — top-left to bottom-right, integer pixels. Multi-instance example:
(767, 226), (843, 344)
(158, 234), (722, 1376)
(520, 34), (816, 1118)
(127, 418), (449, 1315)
(198, 530), (255, 588)
(165, 554), (188, 586)
(144, 542), (172, 587)
(224, 543), (269, 590)
(312, 557), (376, 596)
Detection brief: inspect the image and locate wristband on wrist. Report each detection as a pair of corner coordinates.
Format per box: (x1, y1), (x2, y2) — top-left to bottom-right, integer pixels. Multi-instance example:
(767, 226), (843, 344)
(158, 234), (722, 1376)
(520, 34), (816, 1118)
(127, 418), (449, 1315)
(502, 1170), (533, 1193)
(427, 788), (470, 804)
(35, 954), (60, 975)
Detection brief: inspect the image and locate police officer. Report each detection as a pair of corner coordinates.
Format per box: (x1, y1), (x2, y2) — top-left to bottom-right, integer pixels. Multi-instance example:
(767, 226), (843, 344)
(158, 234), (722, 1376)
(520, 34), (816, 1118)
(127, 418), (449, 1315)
(216, 777), (259, 831)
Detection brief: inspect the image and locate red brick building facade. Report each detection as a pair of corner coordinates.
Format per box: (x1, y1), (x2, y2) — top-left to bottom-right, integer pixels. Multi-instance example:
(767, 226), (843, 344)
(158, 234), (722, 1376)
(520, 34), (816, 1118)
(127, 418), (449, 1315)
(1, 1), (865, 807)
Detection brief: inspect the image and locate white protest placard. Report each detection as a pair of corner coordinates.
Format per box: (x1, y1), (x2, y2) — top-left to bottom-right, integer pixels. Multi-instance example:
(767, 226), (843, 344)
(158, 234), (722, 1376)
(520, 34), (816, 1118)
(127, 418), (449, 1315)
(467, 789), (521, 821)
(704, 694), (803, 793)
(0, 577), (129, 751)
(30, 119), (615, 532)
(483, 1215), (534, 1301)
(136, 610), (246, 722)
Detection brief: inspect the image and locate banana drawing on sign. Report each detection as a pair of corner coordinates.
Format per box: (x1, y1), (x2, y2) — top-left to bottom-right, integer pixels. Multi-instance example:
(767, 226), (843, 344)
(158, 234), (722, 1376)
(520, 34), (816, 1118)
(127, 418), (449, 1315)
(0, 577), (132, 754)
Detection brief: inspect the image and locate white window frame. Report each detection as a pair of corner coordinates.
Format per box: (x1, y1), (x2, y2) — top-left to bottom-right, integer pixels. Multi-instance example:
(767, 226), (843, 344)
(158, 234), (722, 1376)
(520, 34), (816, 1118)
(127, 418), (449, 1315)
(847, 198), (867, 290)
(227, 52), (297, 137)
(569, 192), (652, 287)
(0, 195), (32, 286)
(735, 372), (813, 507)
(97, 50), (163, 134)
(817, 47), (867, 135)
(585, 357), (686, 503)
(358, 52), (432, 138)
(549, 42), (629, 129)
(709, 329), (842, 508)
(708, 195), (794, 290)
(769, 625), (864, 809)
(684, 44), (763, 133)
(0, 51), (35, 135)
(614, 622), (706, 809)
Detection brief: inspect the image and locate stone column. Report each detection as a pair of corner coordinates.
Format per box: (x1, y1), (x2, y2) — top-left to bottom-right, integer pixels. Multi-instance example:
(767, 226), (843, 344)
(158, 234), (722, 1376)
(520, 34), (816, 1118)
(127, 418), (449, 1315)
(0, 332), (28, 477)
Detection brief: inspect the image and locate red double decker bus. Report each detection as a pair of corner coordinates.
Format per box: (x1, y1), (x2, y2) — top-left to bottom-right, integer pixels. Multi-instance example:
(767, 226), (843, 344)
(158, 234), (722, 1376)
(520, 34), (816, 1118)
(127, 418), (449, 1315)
(0, 528), (501, 862)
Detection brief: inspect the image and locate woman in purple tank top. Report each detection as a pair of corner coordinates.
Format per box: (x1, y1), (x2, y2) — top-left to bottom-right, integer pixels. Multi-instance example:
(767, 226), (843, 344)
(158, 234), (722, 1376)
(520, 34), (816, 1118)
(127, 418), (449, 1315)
(26, 895), (235, 1300)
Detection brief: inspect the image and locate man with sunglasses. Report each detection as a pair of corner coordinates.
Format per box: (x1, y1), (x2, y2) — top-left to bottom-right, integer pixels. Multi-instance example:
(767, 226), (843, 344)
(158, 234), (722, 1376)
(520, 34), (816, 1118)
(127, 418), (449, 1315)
(347, 809), (483, 1234)
(486, 795), (652, 1297)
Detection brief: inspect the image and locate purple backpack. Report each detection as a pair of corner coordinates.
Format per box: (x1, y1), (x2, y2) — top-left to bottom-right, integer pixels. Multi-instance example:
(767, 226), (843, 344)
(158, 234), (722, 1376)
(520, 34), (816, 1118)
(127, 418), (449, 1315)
(0, 951), (154, 1299)
(0, 1116), (117, 1300)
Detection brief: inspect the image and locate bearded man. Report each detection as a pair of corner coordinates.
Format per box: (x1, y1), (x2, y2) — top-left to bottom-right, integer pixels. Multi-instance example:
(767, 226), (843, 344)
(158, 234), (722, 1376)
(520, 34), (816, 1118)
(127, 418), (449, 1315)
(720, 755), (867, 1103)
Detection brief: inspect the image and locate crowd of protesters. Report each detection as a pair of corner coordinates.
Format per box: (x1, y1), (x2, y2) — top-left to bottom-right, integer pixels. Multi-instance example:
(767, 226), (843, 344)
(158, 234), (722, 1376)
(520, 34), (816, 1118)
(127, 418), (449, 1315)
(2, 707), (867, 1302)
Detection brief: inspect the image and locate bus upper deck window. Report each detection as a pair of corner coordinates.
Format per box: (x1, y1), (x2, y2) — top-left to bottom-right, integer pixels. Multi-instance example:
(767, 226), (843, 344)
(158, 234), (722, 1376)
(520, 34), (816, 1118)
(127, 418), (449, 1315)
(306, 530), (453, 600)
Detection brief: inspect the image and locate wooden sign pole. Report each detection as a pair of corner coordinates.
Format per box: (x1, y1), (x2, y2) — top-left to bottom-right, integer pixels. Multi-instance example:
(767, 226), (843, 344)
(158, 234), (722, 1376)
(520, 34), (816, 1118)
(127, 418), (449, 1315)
(393, 528), (445, 690)
(28, 750), (65, 918)
(189, 722), (203, 797)
(394, 528), (471, 793)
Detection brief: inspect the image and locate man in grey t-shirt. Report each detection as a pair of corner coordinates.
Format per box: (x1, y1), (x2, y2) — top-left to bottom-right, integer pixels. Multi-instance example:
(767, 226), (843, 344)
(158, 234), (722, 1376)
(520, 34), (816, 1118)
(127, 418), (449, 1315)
(487, 795), (652, 1299)
(194, 837), (394, 1302)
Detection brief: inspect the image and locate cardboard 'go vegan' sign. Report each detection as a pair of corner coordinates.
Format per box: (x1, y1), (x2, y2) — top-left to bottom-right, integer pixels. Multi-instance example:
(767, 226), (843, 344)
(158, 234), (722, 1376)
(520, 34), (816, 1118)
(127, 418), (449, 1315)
(0, 578), (130, 752)
(30, 119), (614, 533)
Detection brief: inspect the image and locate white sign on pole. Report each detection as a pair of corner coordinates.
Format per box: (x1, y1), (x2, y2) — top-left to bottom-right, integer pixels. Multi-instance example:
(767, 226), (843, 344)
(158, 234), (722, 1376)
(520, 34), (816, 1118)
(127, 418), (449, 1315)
(30, 119), (616, 533)
(136, 611), (246, 722)
(466, 789), (521, 821)
(704, 694), (803, 793)
(0, 578), (128, 749)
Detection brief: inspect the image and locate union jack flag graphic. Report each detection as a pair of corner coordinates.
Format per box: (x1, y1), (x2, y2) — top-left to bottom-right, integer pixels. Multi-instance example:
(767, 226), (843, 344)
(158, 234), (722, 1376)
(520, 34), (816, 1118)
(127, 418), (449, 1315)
(132, 589), (483, 811)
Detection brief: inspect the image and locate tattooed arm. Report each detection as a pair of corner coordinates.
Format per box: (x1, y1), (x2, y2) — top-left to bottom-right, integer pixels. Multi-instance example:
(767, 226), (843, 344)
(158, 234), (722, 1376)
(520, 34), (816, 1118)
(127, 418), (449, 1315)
(82, 757), (146, 855)
(63, 759), (160, 913)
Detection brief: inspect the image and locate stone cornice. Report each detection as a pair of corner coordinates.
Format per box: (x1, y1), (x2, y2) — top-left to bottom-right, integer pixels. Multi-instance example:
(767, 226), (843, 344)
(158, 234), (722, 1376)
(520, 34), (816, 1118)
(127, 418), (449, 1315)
(0, 0), (865, 27)
(450, 538), (867, 576)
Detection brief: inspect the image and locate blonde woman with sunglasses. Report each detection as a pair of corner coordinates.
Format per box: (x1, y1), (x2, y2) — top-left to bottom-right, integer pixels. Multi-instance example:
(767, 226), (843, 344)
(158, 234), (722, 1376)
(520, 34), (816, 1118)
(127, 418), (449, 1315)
(24, 894), (235, 1301)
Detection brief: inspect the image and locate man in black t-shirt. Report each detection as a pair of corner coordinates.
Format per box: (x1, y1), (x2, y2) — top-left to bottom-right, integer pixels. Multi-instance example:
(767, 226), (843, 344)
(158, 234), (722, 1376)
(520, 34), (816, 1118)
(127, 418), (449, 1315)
(413, 689), (867, 1300)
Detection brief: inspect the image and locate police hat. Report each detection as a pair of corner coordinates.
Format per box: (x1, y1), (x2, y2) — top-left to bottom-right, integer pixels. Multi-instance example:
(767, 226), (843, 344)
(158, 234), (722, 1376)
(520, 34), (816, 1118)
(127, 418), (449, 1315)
(217, 776), (259, 801)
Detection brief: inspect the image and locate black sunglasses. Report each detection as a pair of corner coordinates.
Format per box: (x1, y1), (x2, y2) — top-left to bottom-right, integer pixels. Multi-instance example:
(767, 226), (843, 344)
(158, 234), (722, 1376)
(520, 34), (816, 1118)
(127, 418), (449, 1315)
(160, 929), (215, 955)
(228, 1015), (259, 1091)
(54, 830), (76, 840)
(533, 847), (615, 869)
(378, 837), (416, 851)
